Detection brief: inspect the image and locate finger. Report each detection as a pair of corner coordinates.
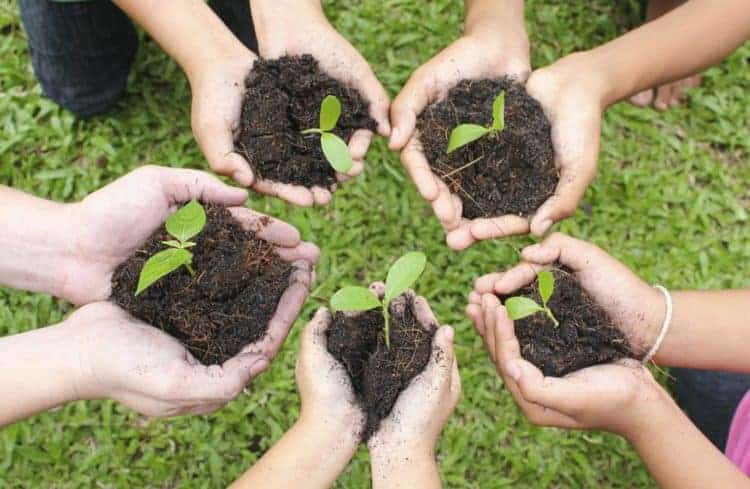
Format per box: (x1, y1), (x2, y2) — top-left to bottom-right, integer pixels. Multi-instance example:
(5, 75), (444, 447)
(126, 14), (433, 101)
(355, 68), (391, 137)
(468, 290), (483, 305)
(310, 186), (332, 206)
(492, 303), (522, 365)
(474, 273), (504, 295)
(303, 307), (333, 352)
(338, 159), (364, 182)
(482, 294), (500, 363)
(502, 371), (582, 429)
(445, 221), (475, 251)
(186, 402), (226, 416)
(369, 281), (386, 300)
(450, 356), (461, 399)
(412, 295), (438, 330)
(274, 242), (321, 265)
(253, 179), (315, 207)
(530, 165), (595, 236)
(178, 353), (268, 402)
(511, 358), (588, 416)
(654, 84), (672, 111)
(227, 207), (301, 247)
(194, 115), (256, 187)
(522, 232), (602, 273)
(470, 215), (530, 240)
(400, 135), (440, 201)
(348, 129), (373, 162)
(423, 326), (455, 387)
(156, 167), (249, 207)
(628, 88), (654, 107)
(465, 303), (485, 336)
(492, 262), (545, 295)
(390, 69), (431, 150)
(253, 268), (312, 358)
(432, 180), (461, 230)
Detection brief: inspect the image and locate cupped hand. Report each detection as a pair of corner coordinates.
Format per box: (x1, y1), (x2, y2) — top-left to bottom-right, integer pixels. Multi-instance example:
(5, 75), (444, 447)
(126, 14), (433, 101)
(467, 232), (664, 357)
(368, 291), (461, 457)
(391, 28), (531, 250)
(62, 166), (319, 323)
(249, 1), (390, 205)
(190, 49), (259, 190)
(70, 302), (268, 417)
(468, 292), (669, 438)
(296, 307), (365, 431)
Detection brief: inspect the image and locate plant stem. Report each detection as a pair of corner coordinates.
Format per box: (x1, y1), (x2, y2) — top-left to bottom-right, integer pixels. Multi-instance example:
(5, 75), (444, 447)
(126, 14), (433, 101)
(545, 307), (559, 327)
(185, 262), (196, 277)
(383, 301), (391, 349)
(300, 128), (322, 135)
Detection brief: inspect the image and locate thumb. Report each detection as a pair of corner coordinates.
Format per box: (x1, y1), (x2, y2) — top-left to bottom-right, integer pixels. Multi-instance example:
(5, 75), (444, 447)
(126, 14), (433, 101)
(194, 117), (256, 187)
(157, 167), (249, 206)
(303, 307), (333, 353)
(389, 71), (431, 150)
(181, 353), (268, 402)
(422, 326), (455, 389)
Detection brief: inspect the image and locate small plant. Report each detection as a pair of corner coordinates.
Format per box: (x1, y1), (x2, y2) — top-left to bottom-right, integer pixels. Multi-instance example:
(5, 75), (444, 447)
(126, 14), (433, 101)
(301, 94), (353, 173)
(135, 200), (206, 296)
(330, 251), (427, 348)
(505, 270), (560, 326)
(447, 90), (506, 153)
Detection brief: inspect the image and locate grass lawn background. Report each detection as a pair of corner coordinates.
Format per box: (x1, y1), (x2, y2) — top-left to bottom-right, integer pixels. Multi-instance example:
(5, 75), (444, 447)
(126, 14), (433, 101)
(1, 0), (748, 487)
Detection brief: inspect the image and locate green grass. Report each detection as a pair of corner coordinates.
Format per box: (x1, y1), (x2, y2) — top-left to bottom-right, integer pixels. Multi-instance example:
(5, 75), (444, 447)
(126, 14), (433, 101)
(1, 0), (749, 487)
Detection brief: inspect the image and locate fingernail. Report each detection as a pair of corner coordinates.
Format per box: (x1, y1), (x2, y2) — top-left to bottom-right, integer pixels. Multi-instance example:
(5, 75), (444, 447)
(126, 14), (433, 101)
(506, 361), (522, 382)
(250, 358), (269, 376)
(538, 220), (552, 235)
(443, 326), (455, 342)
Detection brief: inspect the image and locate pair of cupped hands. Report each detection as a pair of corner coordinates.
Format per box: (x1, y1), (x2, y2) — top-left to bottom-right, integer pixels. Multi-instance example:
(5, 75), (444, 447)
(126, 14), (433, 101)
(58, 165), (460, 443)
(192, 7), (602, 250)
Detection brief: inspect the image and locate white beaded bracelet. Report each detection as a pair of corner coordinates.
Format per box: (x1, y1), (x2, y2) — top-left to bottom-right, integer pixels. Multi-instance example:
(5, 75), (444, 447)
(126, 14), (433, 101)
(642, 285), (673, 365)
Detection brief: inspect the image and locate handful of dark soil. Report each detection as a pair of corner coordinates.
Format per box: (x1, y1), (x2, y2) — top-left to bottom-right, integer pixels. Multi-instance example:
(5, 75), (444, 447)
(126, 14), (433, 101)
(234, 55), (376, 189)
(502, 268), (633, 377)
(111, 205), (294, 365)
(327, 295), (435, 441)
(417, 78), (558, 219)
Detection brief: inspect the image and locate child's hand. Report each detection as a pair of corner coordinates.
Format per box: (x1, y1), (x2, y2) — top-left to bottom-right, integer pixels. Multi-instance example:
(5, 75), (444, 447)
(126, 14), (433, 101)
(390, 26), (530, 250)
(470, 293), (671, 438)
(368, 295), (461, 456)
(70, 302), (268, 417)
(296, 307), (366, 434)
(523, 53), (607, 236)
(467, 232), (665, 358)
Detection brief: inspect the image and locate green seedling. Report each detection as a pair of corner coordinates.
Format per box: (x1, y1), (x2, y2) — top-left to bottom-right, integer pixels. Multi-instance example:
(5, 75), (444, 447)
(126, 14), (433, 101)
(505, 270), (560, 327)
(301, 94), (353, 173)
(330, 251), (427, 349)
(135, 200), (206, 296)
(447, 90), (506, 153)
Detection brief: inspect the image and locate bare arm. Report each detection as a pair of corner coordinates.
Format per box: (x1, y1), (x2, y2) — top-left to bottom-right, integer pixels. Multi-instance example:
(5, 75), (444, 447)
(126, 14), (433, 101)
(0, 186), (74, 298)
(653, 290), (750, 371)
(584, 0), (750, 107)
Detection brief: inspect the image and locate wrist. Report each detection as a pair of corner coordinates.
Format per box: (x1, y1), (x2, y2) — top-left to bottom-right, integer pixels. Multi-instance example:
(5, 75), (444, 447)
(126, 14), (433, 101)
(620, 379), (677, 443)
(539, 51), (613, 110)
(464, 12), (530, 76)
(298, 410), (361, 453)
(370, 444), (436, 484)
(250, 0), (326, 47)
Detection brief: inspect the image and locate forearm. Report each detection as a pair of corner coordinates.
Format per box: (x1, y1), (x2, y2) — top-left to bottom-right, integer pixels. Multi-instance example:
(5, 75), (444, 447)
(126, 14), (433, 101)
(464, 0), (529, 64)
(653, 290), (750, 371)
(0, 186), (75, 298)
(627, 390), (750, 489)
(112, 0), (253, 81)
(230, 415), (358, 489)
(0, 319), (83, 426)
(371, 449), (441, 489)
(581, 0), (750, 106)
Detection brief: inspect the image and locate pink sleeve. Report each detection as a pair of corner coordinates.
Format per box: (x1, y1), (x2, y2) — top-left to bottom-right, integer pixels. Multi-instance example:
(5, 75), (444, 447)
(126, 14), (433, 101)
(725, 390), (750, 475)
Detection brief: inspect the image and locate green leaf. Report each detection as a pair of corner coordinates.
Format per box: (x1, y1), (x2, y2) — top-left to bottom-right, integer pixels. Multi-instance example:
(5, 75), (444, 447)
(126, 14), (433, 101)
(321, 132), (353, 173)
(161, 240), (182, 248)
(165, 200), (206, 242)
(385, 251), (427, 303)
(492, 91), (506, 131)
(447, 124), (490, 153)
(537, 270), (555, 306)
(320, 95), (342, 132)
(330, 286), (381, 312)
(135, 248), (193, 296)
(505, 297), (545, 321)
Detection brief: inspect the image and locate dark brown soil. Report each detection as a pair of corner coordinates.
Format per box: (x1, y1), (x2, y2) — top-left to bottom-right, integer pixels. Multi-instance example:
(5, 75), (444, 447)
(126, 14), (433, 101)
(111, 205), (294, 365)
(501, 268), (633, 377)
(417, 78), (558, 219)
(327, 296), (436, 441)
(234, 55), (377, 189)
